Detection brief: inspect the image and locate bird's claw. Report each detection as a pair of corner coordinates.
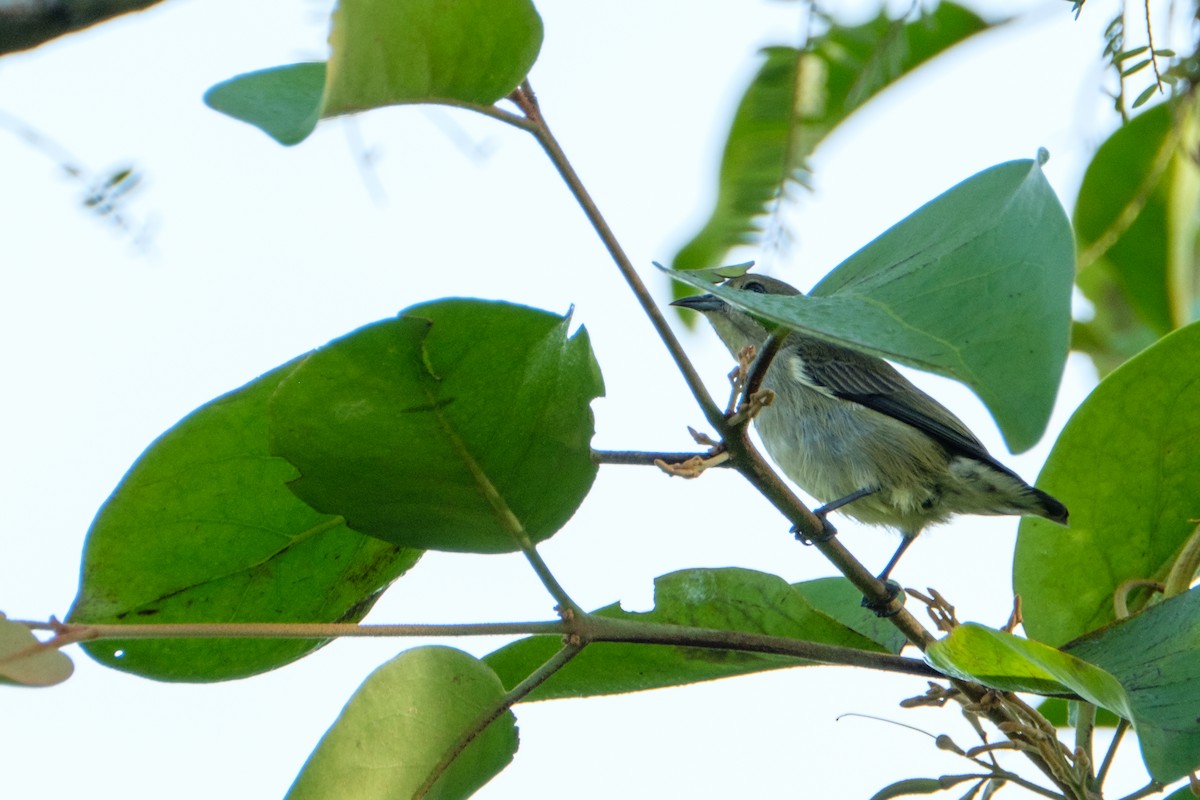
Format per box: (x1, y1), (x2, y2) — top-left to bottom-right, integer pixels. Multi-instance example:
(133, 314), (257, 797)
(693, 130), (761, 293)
(861, 580), (905, 618)
(793, 511), (838, 545)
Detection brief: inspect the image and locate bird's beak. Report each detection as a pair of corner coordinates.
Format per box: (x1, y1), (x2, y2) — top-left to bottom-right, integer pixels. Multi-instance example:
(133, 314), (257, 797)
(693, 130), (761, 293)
(670, 293), (727, 313)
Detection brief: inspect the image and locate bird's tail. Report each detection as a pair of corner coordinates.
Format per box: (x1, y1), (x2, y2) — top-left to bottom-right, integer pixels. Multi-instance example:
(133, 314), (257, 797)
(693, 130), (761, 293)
(1030, 487), (1069, 525)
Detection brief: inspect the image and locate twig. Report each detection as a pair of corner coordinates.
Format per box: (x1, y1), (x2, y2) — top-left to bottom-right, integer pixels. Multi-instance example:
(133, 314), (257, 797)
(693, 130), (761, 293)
(741, 333), (785, 404)
(591, 449), (733, 467)
(1095, 718), (1130, 787)
(414, 642), (585, 798)
(14, 616), (940, 677)
(504, 82), (725, 430)
(1142, 0), (1164, 91)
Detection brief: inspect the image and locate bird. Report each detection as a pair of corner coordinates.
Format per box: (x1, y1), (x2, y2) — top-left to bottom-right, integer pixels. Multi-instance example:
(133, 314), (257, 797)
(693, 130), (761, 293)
(673, 273), (1068, 590)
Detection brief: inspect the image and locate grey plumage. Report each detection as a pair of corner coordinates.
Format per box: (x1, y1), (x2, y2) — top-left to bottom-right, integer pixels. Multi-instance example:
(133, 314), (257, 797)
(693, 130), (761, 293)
(673, 273), (1067, 578)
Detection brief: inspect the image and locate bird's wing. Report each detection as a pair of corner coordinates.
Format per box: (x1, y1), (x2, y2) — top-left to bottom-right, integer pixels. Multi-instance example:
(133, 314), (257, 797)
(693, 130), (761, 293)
(788, 338), (1020, 478)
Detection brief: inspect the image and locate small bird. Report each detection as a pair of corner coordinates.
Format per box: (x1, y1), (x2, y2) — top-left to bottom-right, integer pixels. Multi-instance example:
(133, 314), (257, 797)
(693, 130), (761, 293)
(673, 273), (1068, 587)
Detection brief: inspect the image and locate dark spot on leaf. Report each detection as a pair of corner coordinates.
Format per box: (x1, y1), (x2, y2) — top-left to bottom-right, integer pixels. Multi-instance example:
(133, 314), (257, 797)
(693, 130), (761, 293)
(400, 397), (456, 413)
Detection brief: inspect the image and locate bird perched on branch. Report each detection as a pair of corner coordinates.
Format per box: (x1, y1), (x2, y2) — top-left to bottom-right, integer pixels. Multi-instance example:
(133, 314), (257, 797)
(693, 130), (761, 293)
(673, 273), (1068, 590)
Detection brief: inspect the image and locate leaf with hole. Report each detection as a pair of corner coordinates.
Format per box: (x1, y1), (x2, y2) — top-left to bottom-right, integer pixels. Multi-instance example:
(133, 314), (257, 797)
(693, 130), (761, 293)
(269, 299), (603, 553)
(485, 569), (904, 700)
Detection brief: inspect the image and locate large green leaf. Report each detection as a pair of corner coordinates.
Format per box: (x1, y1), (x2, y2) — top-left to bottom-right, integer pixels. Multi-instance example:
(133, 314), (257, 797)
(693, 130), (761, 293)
(269, 300), (603, 553)
(68, 361), (421, 682)
(1074, 100), (1200, 375)
(932, 596), (1200, 784)
(926, 624), (1131, 712)
(1064, 588), (1200, 784)
(672, 3), (993, 277)
(484, 568), (903, 700)
(1016, 321), (1200, 646)
(205, 0), (543, 145)
(667, 157), (1073, 452)
(288, 646), (518, 800)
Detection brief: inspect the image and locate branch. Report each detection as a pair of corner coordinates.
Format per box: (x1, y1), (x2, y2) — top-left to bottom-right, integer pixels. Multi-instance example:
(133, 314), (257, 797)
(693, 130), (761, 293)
(502, 75), (1076, 797)
(0, 0), (166, 56)
(506, 82), (725, 431)
(15, 617), (939, 677)
(591, 449), (733, 468)
(415, 642), (585, 799)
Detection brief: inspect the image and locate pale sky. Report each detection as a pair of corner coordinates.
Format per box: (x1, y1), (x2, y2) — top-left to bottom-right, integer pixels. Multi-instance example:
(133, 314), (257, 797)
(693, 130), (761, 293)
(0, 1), (1165, 797)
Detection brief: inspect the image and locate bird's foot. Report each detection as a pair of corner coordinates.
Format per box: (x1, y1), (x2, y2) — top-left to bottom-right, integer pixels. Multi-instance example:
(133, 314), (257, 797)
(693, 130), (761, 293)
(861, 580), (905, 618)
(792, 507), (838, 544)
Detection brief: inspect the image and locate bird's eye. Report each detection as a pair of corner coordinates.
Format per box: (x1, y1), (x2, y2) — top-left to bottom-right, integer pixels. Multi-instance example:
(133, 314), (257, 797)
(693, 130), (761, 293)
(743, 281), (767, 294)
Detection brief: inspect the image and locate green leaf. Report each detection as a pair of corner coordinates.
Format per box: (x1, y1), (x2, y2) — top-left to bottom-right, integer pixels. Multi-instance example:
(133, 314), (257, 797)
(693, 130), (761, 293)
(1016, 321), (1200, 646)
(1119, 58), (1152, 77)
(926, 624), (1132, 714)
(931, 604), (1200, 784)
(0, 615), (73, 687)
(1132, 83), (1161, 109)
(671, 3), (993, 278)
(287, 646), (517, 800)
(667, 157), (1074, 452)
(1073, 100), (1200, 375)
(67, 361), (421, 682)
(203, 63), (327, 146)
(323, 0), (542, 114)
(484, 568), (901, 700)
(1115, 46), (1150, 61)
(204, 0), (543, 145)
(269, 300), (603, 553)
(1063, 588), (1200, 783)
(792, 576), (908, 654)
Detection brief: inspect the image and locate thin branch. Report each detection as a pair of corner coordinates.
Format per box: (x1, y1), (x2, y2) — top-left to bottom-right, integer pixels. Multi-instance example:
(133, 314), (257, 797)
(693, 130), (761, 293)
(1163, 521), (1200, 597)
(14, 617), (941, 677)
(1114, 780), (1168, 800)
(0, 0), (165, 56)
(15, 619), (569, 642)
(742, 332), (786, 404)
(1074, 702), (1097, 790)
(1142, 0), (1164, 90)
(1095, 718), (1130, 787)
(936, 773), (1064, 800)
(518, 544), (583, 617)
(506, 82), (725, 430)
(415, 642), (585, 799)
(582, 615), (939, 677)
(591, 449), (733, 467)
(500, 74), (1077, 797)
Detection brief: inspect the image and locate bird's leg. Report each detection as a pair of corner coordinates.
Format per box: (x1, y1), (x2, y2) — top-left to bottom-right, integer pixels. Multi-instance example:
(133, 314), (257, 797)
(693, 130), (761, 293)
(877, 534), (917, 584)
(861, 532), (918, 618)
(813, 486), (877, 518)
(793, 486), (876, 545)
